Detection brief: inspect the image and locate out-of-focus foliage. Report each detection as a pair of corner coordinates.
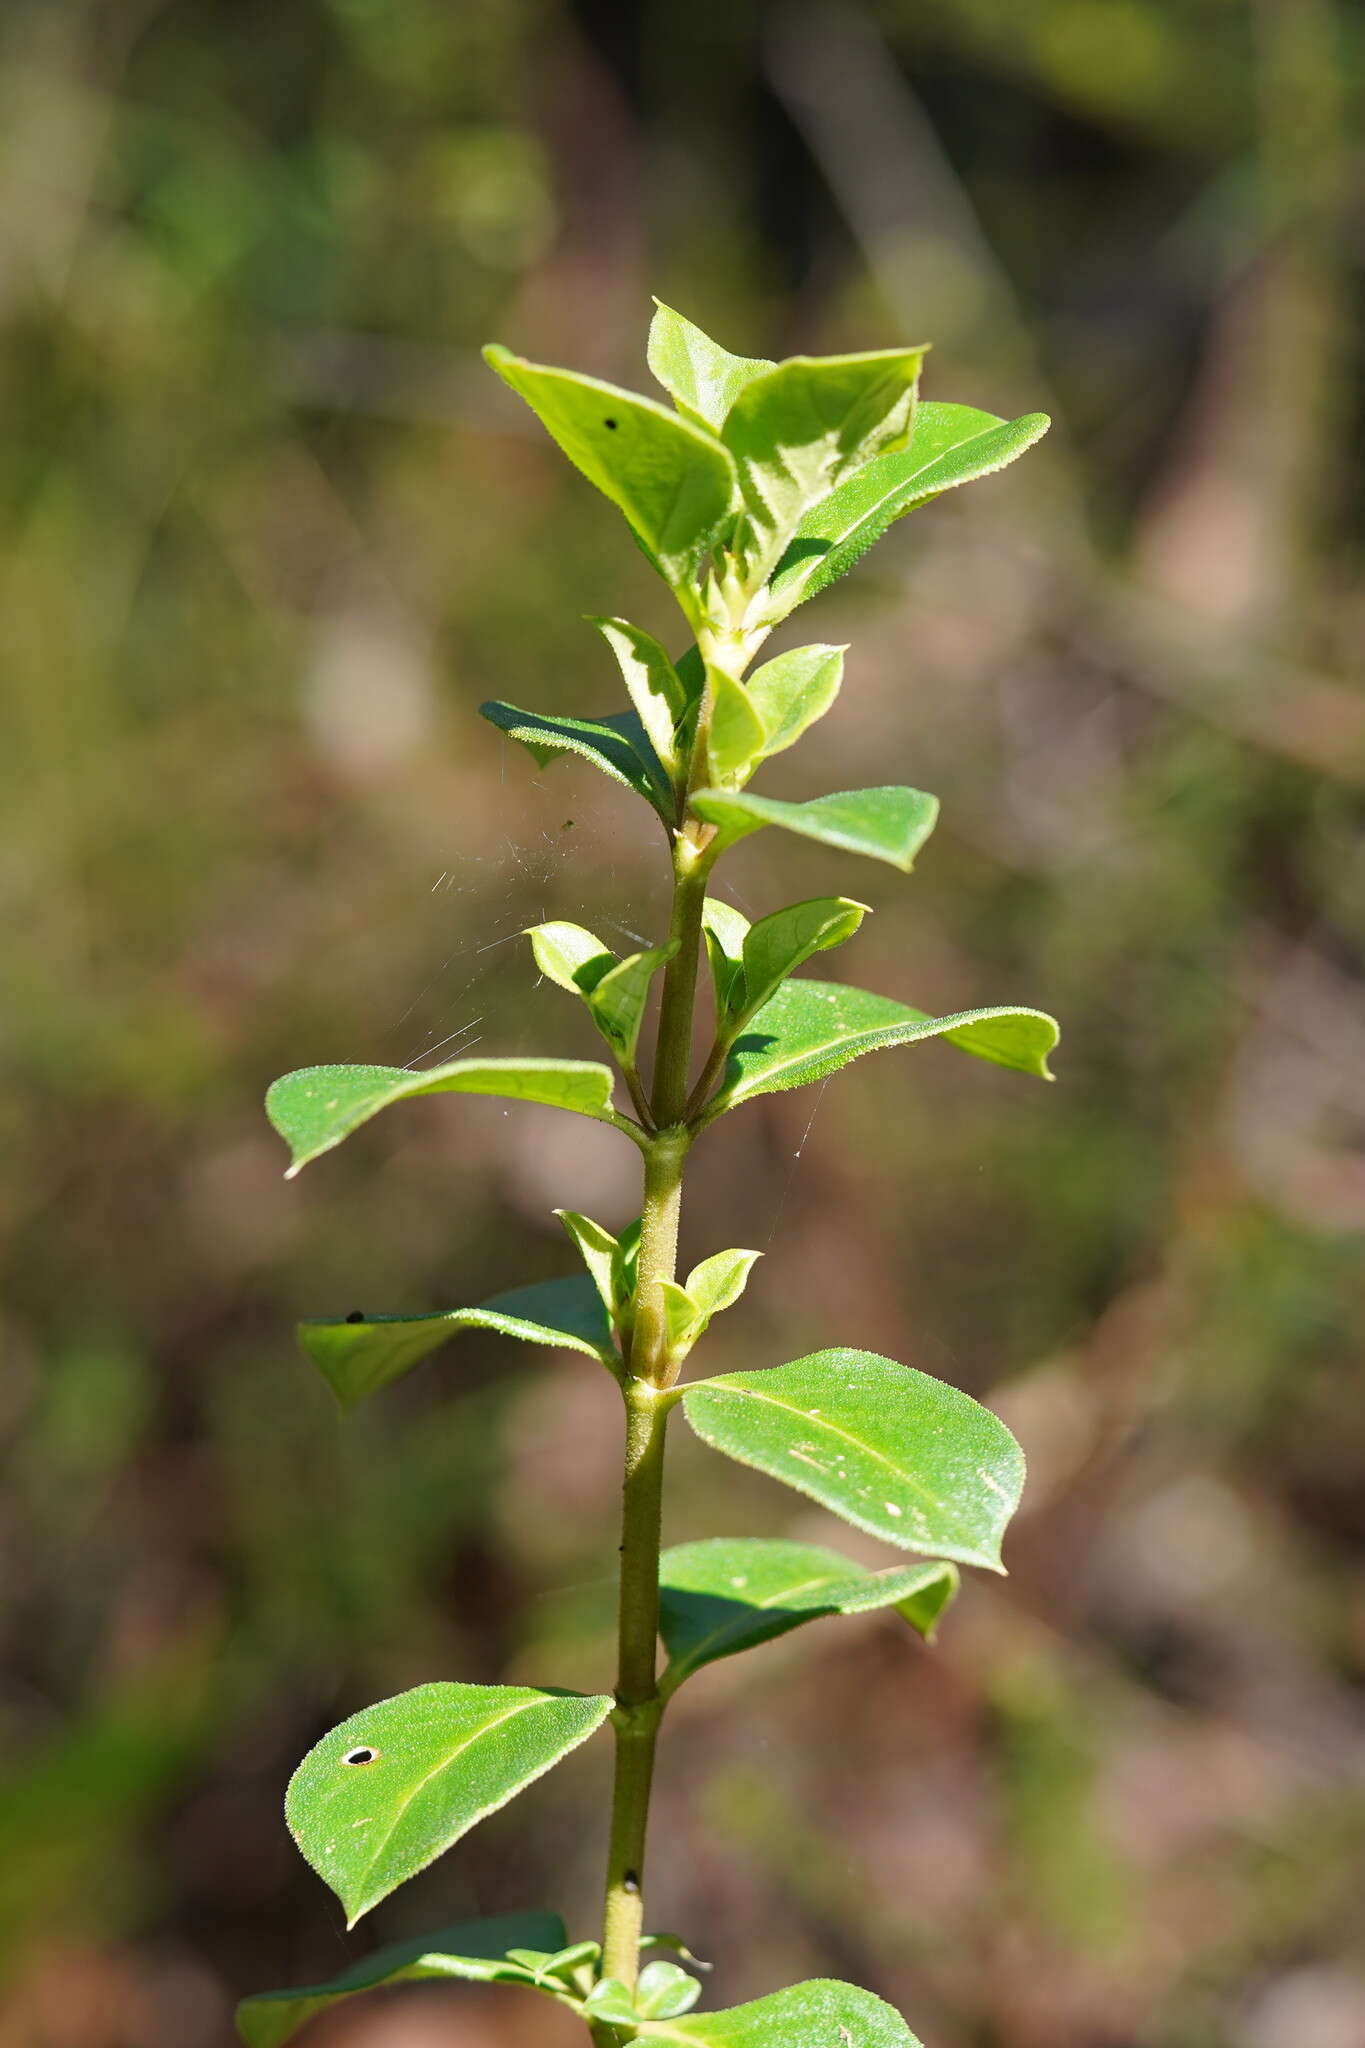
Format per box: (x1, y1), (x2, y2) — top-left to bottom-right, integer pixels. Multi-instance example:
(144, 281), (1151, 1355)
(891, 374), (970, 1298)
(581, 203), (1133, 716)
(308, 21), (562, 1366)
(1, 1), (1361, 2045)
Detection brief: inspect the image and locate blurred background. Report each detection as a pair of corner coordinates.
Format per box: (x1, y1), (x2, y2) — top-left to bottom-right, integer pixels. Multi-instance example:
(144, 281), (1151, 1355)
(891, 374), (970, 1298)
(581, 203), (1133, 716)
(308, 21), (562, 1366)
(3, 0), (1363, 2044)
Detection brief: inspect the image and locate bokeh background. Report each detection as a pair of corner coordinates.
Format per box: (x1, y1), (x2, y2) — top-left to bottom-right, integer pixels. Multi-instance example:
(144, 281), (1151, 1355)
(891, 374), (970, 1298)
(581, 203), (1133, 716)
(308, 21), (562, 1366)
(3, 1), (1363, 2044)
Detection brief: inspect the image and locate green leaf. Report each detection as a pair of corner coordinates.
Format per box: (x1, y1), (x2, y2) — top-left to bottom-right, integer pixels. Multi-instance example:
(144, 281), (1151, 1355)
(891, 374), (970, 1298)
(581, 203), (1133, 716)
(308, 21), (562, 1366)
(583, 1977), (640, 2026)
(658, 1538), (958, 1693)
(738, 896), (868, 1023)
(556, 1209), (623, 1322)
(681, 1350), (1024, 1569)
(707, 668), (769, 787)
(770, 402), (1051, 611)
(479, 700), (673, 815)
(702, 897), (750, 1025)
(298, 1274), (615, 1410)
(704, 978), (1058, 1115)
(592, 617), (690, 776)
(287, 1682), (613, 1926)
(636, 1960), (704, 2019)
(660, 1280), (704, 1353)
(692, 786), (939, 872)
(526, 920), (617, 994)
(745, 643), (845, 759)
(683, 1246), (761, 1322)
(267, 1056), (627, 1176)
(647, 301), (776, 433)
(588, 941), (678, 1065)
(236, 1913), (569, 2048)
(484, 345), (738, 588)
(722, 348), (927, 577)
(638, 1978), (922, 2045)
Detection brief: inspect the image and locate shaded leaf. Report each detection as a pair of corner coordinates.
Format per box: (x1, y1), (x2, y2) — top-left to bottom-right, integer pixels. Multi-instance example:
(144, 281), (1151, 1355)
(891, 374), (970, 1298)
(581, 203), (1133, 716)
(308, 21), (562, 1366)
(681, 1350), (1024, 1568)
(588, 941), (678, 1064)
(556, 1210), (622, 1321)
(722, 348), (927, 575)
(236, 1913), (569, 2048)
(484, 345), (738, 586)
(287, 1682), (612, 1926)
(479, 700), (673, 815)
(745, 643), (845, 758)
(771, 403), (1051, 610)
(267, 1056), (626, 1176)
(704, 978), (1058, 1115)
(298, 1275), (615, 1410)
(647, 301), (775, 433)
(658, 1537), (958, 1692)
(638, 1978), (922, 2045)
(702, 897), (750, 1025)
(692, 786), (939, 871)
(592, 617), (689, 775)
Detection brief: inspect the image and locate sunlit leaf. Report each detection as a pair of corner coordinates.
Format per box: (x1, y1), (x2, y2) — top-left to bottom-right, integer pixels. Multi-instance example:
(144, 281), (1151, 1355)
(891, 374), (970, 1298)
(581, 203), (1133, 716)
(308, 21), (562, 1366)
(479, 700), (673, 815)
(647, 301), (776, 433)
(556, 1209), (623, 1322)
(638, 1977), (923, 2045)
(587, 941), (678, 1064)
(298, 1275), (615, 1410)
(702, 897), (750, 1024)
(722, 348), (927, 576)
(592, 617), (690, 775)
(635, 1960), (704, 2019)
(525, 920), (616, 994)
(745, 643), (845, 759)
(267, 1056), (626, 1176)
(692, 786), (939, 871)
(658, 1538), (957, 1692)
(287, 1682), (612, 1925)
(702, 978), (1058, 1115)
(681, 1351), (1024, 1568)
(770, 403), (1051, 610)
(707, 668), (769, 786)
(583, 1977), (640, 2026)
(683, 1247), (761, 1323)
(484, 345), (738, 587)
(236, 1914), (567, 2048)
(738, 896), (867, 1023)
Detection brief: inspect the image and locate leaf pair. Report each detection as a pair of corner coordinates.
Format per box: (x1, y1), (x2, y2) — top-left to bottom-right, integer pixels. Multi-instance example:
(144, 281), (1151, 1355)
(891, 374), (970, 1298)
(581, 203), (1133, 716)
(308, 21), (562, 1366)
(658, 1246), (761, 1365)
(527, 920), (677, 1068)
(705, 641), (846, 788)
(702, 894), (866, 1043)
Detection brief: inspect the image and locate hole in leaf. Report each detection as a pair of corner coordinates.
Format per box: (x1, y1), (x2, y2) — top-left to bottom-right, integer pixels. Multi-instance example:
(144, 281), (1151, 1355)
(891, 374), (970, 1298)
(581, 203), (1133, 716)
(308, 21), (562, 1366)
(343, 1746), (380, 1766)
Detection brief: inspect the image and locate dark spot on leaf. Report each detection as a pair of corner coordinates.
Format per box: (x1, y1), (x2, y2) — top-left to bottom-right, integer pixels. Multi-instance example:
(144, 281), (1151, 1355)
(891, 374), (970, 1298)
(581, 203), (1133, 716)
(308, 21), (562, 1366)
(603, 418), (618, 430)
(346, 1310), (365, 1324)
(343, 1746), (379, 1766)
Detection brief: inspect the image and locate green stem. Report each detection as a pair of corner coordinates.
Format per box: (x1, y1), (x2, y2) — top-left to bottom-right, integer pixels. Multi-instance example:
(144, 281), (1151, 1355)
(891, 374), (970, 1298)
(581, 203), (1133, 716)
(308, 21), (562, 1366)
(651, 836), (712, 1128)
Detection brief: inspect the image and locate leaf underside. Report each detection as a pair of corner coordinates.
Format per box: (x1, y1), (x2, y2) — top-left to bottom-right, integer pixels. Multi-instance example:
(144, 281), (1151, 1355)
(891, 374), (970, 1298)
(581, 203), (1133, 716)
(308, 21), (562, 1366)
(710, 977), (1058, 1113)
(479, 699), (673, 814)
(266, 1056), (621, 1176)
(286, 1682), (612, 1925)
(299, 1273), (615, 1409)
(681, 1349), (1025, 1568)
(659, 1537), (957, 1690)
(236, 1913), (568, 2048)
(638, 1977), (923, 2045)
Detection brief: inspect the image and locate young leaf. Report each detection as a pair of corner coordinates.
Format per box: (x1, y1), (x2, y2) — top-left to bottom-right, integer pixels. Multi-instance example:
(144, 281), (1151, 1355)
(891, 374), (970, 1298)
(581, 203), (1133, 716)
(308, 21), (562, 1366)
(637, 1978), (922, 2045)
(660, 1280), (704, 1354)
(592, 617), (690, 776)
(658, 1538), (958, 1694)
(526, 920), (617, 994)
(635, 1960), (704, 2019)
(647, 301), (776, 433)
(556, 1209), (623, 1321)
(702, 897), (751, 1025)
(707, 669), (769, 786)
(722, 348), (927, 576)
(236, 1913), (569, 2048)
(745, 643), (845, 759)
(480, 700), (673, 816)
(682, 1247), (761, 1324)
(702, 978), (1059, 1117)
(484, 345), (738, 588)
(298, 1274), (616, 1411)
(287, 1682), (613, 1926)
(769, 402), (1052, 612)
(587, 941), (678, 1065)
(738, 896), (867, 1023)
(681, 1351), (1024, 1569)
(583, 1977), (641, 2026)
(267, 1056), (628, 1177)
(692, 785), (939, 871)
